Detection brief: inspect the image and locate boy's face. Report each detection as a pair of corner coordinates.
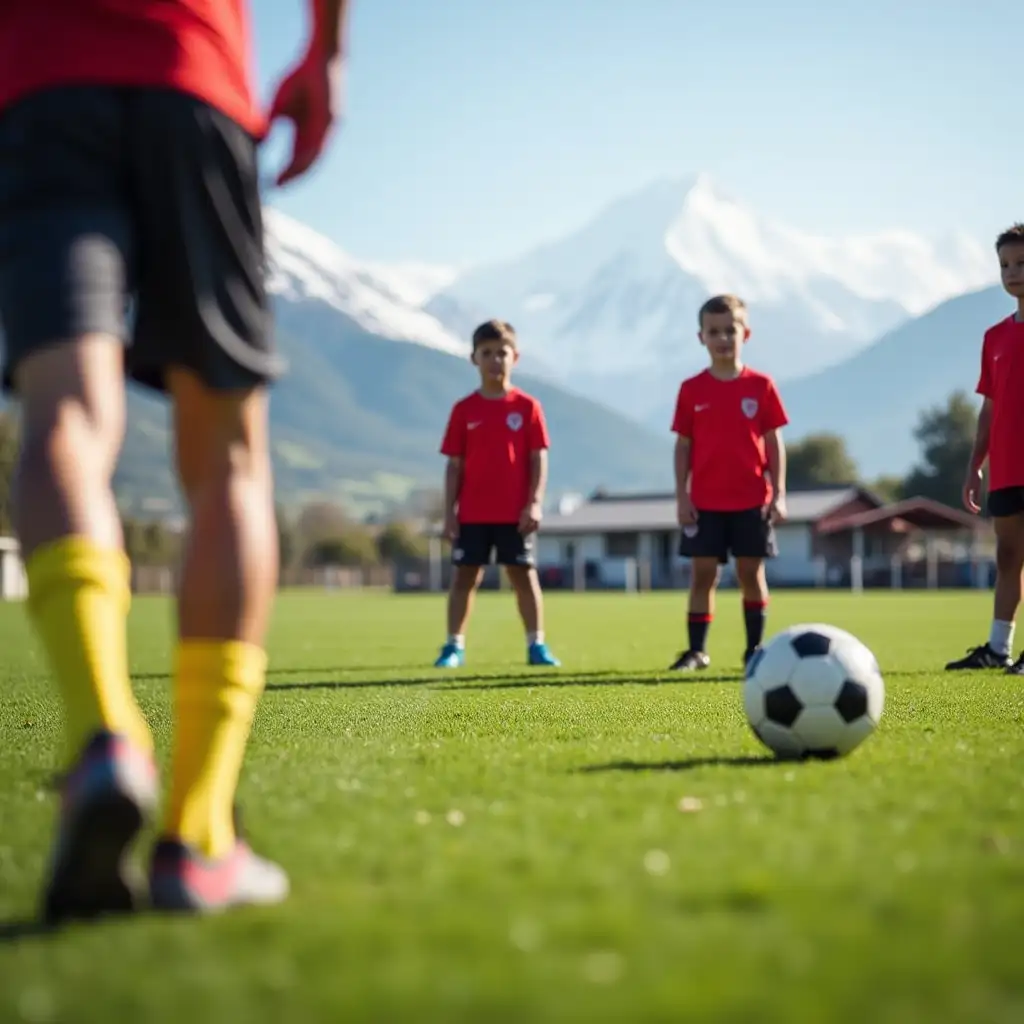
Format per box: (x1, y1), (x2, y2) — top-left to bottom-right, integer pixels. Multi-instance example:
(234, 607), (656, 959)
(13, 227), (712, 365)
(998, 243), (1024, 299)
(699, 310), (750, 361)
(472, 340), (518, 384)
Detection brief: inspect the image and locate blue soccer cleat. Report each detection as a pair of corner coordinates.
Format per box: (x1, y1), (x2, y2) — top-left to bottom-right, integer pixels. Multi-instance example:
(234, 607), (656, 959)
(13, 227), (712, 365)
(434, 642), (465, 668)
(527, 641), (561, 667)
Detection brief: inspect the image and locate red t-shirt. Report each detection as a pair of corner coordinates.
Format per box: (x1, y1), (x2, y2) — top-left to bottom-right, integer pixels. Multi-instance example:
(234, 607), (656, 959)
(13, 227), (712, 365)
(0, 1), (263, 138)
(441, 389), (550, 524)
(671, 367), (789, 511)
(976, 315), (1024, 492)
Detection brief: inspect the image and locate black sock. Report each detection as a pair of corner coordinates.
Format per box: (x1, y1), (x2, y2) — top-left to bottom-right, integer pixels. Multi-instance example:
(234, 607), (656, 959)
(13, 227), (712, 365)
(688, 612), (711, 652)
(743, 600), (767, 650)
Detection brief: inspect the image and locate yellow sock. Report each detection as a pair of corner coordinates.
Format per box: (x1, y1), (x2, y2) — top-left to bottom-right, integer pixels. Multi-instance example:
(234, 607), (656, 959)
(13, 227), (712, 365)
(25, 537), (152, 764)
(164, 640), (267, 859)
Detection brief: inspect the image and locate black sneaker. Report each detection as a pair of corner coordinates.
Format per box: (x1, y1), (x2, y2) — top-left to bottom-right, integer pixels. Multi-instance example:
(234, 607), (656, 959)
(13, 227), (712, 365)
(1006, 652), (1024, 675)
(669, 649), (710, 671)
(944, 644), (1012, 671)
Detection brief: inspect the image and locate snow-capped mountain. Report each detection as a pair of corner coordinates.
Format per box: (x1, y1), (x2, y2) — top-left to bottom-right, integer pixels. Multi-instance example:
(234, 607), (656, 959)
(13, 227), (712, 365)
(426, 174), (996, 427)
(263, 209), (466, 357)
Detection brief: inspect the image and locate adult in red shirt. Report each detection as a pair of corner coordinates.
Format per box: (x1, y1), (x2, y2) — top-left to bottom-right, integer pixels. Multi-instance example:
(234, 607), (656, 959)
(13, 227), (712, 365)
(0, 0), (350, 921)
(947, 224), (1024, 675)
(434, 319), (561, 669)
(669, 294), (789, 674)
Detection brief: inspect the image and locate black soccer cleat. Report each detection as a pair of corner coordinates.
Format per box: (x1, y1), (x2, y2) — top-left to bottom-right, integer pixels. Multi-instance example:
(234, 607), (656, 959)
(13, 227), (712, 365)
(669, 649), (711, 671)
(1006, 652), (1024, 676)
(743, 646), (763, 671)
(944, 644), (1013, 671)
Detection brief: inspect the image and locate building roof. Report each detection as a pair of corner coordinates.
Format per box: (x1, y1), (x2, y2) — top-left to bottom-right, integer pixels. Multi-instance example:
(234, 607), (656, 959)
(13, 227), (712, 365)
(816, 495), (986, 534)
(539, 486), (874, 535)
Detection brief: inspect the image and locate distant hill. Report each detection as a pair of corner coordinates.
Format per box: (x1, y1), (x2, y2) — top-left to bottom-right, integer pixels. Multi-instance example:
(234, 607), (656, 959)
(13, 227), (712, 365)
(780, 286), (1013, 476)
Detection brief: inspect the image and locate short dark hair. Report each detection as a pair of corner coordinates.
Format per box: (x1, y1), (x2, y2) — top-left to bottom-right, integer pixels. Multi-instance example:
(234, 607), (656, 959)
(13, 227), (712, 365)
(698, 293), (747, 329)
(995, 223), (1024, 252)
(471, 319), (517, 350)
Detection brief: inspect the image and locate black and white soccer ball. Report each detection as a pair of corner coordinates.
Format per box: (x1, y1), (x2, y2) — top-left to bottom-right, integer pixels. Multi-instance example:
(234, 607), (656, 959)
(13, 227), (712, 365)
(743, 623), (884, 760)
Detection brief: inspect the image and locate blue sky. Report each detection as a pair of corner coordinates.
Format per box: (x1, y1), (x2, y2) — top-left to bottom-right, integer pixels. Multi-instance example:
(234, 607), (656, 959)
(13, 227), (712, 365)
(252, 0), (1019, 267)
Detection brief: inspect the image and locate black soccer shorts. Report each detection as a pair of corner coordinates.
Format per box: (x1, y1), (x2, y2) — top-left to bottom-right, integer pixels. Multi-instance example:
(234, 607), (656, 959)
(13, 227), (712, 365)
(452, 523), (535, 568)
(677, 507), (778, 564)
(987, 486), (1024, 519)
(0, 85), (285, 394)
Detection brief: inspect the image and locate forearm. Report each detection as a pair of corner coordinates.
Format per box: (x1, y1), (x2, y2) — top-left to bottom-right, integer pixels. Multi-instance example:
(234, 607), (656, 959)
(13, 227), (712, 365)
(444, 460), (462, 515)
(310, 0), (351, 57)
(969, 404), (992, 472)
(766, 431), (786, 495)
(528, 451), (548, 505)
(674, 438), (691, 499)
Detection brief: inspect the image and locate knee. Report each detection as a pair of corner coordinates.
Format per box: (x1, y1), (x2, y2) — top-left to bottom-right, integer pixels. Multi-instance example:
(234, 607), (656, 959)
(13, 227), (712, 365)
(691, 562), (718, 592)
(996, 539), (1024, 574)
(505, 566), (534, 591)
(20, 394), (124, 481)
(171, 376), (271, 503)
(453, 566), (482, 592)
(15, 337), (126, 480)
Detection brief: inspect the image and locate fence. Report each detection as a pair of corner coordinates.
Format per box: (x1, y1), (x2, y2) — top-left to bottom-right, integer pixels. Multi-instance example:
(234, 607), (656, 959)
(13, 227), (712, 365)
(0, 537), (997, 601)
(393, 548), (994, 595)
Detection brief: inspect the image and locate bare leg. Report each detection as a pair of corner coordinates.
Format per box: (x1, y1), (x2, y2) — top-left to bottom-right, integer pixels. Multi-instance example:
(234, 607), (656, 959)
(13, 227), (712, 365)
(447, 565), (483, 637)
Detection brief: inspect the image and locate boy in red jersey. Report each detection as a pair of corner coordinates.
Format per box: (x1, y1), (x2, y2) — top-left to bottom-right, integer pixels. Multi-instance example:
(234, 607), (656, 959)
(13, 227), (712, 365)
(0, 0), (350, 920)
(669, 294), (789, 673)
(434, 320), (561, 669)
(946, 224), (1024, 674)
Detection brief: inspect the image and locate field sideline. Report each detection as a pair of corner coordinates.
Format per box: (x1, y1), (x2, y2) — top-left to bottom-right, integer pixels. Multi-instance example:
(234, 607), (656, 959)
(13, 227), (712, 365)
(1, 588), (1023, 1023)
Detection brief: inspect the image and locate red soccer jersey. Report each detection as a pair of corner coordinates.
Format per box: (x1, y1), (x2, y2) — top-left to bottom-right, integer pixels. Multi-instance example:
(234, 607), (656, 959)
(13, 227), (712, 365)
(0, 1), (263, 138)
(671, 367), (789, 511)
(976, 315), (1024, 491)
(440, 389), (550, 524)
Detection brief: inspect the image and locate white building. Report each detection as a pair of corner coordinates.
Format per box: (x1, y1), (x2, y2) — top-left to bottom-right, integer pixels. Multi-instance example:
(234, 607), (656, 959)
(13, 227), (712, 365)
(535, 486), (990, 590)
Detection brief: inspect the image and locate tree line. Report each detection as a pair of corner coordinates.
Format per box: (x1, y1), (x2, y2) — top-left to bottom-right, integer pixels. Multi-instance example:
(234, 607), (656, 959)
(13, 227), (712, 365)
(0, 389), (985, 558)
(785, 390), (979, 509)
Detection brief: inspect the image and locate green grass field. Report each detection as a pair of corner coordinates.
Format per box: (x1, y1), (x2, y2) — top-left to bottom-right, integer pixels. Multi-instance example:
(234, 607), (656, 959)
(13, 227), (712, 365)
(1, 588), (1023, 1023)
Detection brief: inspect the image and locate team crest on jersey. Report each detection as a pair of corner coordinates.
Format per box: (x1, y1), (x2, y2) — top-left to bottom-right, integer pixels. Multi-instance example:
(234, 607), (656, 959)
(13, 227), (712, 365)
(741, 397), (758, 419)
(506, 412), (523, 431)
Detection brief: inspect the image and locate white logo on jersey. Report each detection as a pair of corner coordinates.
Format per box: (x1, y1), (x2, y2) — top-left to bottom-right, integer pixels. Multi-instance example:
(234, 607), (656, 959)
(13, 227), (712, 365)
(695, 403), (710, 412)
(506, 412), (523, 431)
(467, 421), (481, 429)
(741, 398), (758, 419)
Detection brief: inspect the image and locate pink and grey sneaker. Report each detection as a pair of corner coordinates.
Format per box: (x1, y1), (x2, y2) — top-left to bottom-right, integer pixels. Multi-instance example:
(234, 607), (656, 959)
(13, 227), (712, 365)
(43, 730), (159, 925)
(149, 837), (290, 913)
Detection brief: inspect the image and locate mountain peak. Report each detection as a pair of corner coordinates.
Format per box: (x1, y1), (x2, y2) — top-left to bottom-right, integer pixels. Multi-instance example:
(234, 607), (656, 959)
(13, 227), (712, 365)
(263, 208), (466, 356)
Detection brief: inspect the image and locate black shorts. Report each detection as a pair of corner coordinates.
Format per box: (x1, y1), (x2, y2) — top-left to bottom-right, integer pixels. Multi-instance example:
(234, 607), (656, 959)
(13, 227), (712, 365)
(988, 486), (1024, 518)
(453, 523), (535, 568)
(677, 507), (777, 564)
(0, 86), (285, 394)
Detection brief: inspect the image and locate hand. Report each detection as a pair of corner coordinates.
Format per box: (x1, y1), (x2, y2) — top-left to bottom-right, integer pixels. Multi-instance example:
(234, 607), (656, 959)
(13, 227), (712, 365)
(677, 495), (698, 526)
(767, 494), (787, 524)
(519, 501), (542, 535)
(962, 468), (983, 514)
(443, 511), (459, 542)
(265, 46), (345, 186)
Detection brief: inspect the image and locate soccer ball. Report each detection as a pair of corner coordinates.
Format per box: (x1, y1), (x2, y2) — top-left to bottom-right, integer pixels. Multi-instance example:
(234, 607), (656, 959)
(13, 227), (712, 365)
(743, 623), (884, 760)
